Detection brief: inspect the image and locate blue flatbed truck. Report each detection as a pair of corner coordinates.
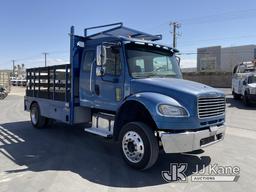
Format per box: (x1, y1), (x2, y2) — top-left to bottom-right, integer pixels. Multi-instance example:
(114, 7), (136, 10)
(24, 23), (226, 170)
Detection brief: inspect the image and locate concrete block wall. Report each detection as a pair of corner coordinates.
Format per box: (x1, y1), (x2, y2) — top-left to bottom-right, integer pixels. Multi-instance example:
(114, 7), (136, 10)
(183, 72), (232, 88)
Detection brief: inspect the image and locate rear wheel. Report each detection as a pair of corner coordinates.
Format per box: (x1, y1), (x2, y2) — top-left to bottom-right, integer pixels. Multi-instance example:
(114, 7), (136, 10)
(30, 103), (46, 128)
(119, 122), (159, 170)
(243, 92), (251, 106)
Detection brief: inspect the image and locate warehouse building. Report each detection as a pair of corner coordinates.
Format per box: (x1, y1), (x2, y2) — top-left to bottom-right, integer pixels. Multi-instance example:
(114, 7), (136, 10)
(197, 45), (256, 72)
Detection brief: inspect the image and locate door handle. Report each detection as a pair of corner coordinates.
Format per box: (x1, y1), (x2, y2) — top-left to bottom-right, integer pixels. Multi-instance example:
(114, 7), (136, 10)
(95, 84), (100, 96)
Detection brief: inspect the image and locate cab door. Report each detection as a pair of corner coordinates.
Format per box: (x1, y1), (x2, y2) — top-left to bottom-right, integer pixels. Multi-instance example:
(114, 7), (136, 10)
(232, 64), (243, 94)
(93, 46), (124, 111)
(79, 47), (96, 107)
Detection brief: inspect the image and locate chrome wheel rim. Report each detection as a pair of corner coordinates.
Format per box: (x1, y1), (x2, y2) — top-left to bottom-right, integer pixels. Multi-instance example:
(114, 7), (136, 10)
(31, 108), (38, 125)
(122, 131), (144, 163)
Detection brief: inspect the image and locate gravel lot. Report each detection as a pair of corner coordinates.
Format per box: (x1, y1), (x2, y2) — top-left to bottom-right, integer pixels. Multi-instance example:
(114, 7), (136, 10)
(0, 87), (255, 192)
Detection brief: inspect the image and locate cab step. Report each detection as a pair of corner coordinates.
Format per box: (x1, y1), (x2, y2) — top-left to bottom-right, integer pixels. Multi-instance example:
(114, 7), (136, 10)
(84, 127), (112, 138)
(84, 112), (115, 138)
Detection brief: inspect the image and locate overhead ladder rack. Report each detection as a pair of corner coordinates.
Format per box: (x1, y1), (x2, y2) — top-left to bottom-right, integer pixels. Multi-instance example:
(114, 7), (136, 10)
(83, 22), (162, 41)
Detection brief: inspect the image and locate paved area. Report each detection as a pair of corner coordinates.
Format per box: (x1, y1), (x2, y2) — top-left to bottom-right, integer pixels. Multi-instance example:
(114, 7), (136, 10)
(0, 87), (255, 192)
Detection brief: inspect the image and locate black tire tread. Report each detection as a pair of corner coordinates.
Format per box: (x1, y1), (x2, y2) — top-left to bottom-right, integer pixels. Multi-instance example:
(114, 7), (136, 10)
(31, 103), (46, 128)
(232, 90), (240, 100)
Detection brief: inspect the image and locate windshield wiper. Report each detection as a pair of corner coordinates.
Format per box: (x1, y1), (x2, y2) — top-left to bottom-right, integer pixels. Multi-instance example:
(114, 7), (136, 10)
(133, 72), (177, 79)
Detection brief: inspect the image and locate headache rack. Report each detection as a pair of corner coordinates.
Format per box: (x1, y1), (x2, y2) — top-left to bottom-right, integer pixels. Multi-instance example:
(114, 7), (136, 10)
(26, 64), (71, 102)
(83, 22), (162, 41)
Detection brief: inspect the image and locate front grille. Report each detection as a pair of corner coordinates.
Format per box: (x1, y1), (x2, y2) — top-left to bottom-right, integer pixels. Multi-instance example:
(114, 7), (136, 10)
(198, 97), (225, 118)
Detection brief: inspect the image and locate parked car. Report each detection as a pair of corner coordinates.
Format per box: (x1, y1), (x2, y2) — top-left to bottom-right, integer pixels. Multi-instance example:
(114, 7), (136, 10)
(0, 71), (11, 93)
(0, 86), (8, 100)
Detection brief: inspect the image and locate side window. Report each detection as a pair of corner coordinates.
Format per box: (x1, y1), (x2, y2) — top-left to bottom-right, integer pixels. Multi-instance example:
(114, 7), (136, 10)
(82, 51), (95, 72)
(248, 76), (252, 84)
(104, 48), (121, 76)
(135, 59), (145, 72)
(237, 64), (245, 73)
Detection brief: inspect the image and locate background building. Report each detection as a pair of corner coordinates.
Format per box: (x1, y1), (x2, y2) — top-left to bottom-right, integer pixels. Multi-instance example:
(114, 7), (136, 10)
(197, 45), (256, 72)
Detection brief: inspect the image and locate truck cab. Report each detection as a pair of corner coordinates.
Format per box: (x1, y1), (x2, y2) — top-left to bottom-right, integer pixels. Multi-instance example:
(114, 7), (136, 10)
(24, 23), (226, 170)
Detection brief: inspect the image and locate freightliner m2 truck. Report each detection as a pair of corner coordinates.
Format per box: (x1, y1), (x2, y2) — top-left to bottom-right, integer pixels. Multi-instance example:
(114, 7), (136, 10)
(24, 23), (226, 170)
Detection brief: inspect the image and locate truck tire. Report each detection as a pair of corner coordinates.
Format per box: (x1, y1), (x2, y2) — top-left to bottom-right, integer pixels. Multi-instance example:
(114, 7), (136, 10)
(243, 92), (251, 106)
(232, 90), (240, 100)
(119, 122), (159, 170)
(30, 103), (46, 128)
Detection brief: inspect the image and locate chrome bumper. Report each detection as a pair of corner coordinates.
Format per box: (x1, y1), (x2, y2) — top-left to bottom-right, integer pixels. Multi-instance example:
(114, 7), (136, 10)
(160, 125), (226, 153)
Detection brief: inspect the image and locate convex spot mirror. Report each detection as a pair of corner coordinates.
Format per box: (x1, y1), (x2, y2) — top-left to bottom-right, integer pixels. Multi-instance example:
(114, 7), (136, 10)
(176, 56), (181, 66)
(96, 43), (120, 77)
(96, 43), (121, 67)
(96, 45), (107, 66)
(96, 66), (106, 77)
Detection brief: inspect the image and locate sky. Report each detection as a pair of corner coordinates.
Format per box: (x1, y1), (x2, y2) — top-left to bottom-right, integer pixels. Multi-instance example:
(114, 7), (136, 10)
(1, 0), (256, 69)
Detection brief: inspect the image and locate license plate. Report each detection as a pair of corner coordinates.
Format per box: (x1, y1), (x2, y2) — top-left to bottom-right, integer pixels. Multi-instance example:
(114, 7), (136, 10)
(210, 126), (218, 132)
(209, 126), (218, 136)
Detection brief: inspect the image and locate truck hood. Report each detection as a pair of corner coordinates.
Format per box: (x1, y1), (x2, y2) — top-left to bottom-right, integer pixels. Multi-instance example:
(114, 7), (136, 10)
(131, 78), (224, 112)
(131, 78), (223, 97)
(248, 83), (256, 88)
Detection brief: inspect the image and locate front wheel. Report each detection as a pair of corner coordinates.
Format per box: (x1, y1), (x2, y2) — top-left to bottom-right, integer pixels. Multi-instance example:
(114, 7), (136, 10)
(243, 92), (251, 106)
(119, 122), (159, 170)
(232, 90), (240, 100)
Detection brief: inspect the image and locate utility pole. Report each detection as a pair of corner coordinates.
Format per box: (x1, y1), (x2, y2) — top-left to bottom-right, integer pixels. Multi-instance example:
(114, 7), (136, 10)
(12, 60), (15, 77)
(170, 22), (181, 48)
(42, 52), (48, 67)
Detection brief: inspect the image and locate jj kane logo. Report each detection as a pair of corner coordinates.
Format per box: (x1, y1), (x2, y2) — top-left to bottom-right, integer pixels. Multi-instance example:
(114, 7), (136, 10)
(162, 163), (240, 182)
(162, 163), (188, 182)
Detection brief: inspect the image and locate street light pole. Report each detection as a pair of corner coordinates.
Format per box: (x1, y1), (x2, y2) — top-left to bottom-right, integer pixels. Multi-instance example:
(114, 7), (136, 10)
(42, 52), (48, 67)
(12, 60), (15, 77)
(170, 22), (181, 48)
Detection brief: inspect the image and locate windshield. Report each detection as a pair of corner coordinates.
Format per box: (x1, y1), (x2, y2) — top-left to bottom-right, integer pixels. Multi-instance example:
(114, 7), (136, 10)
(248, 75), (256, 84)
(125, 44), (182, 79)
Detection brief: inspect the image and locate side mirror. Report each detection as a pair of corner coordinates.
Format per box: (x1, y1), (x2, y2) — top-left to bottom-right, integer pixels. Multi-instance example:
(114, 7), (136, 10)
(96, 66), (105, 77)
(243, 80), (247, 86)
(96, 45), (107, 66)
(176, 56), (181, 66)
(233, 65), (238, 74)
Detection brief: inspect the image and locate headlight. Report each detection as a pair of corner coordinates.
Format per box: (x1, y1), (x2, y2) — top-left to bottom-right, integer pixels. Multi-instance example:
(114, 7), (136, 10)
(158, 104), (189, 117)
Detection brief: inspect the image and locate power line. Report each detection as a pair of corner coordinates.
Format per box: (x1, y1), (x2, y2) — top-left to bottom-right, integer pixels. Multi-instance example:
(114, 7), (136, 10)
(178, 49), (256, 55)
(145, 8), (256, 34)
(181, 34), (256, 45)
(180, 8), (256, 25)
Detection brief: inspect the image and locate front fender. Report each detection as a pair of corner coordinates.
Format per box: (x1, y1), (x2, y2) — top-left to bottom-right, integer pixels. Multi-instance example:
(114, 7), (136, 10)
(122, 92), (184, 128)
